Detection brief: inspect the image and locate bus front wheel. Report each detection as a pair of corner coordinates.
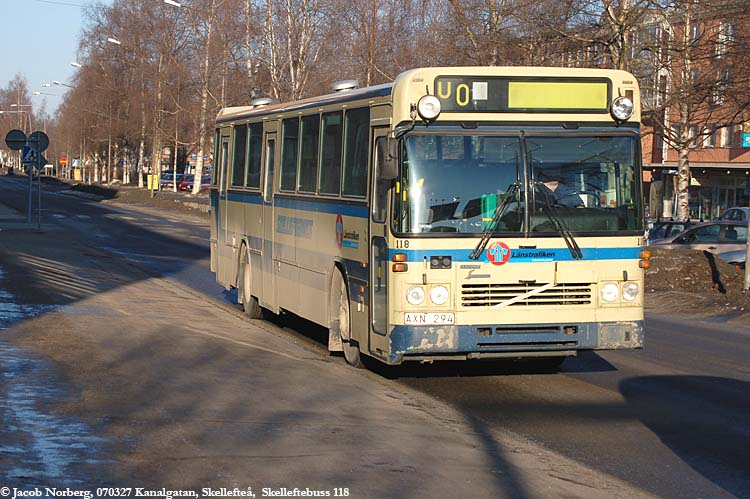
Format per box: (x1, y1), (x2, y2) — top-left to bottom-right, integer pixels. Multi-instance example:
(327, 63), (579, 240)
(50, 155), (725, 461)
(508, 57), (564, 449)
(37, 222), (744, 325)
(240, 249), (262, 319)
(331, 270), (363, 368)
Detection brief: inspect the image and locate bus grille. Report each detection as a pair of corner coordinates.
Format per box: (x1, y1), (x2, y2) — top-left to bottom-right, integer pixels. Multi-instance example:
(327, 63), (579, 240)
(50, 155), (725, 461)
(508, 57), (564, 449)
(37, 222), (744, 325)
(461, 283), (593, 307)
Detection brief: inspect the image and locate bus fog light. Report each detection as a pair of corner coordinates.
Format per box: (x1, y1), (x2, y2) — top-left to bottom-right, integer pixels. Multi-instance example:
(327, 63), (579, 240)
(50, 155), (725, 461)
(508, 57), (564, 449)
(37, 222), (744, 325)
(611, 96), (633, 121)
(622, 282), (639, 301)
(417, 95), (441, 121)
(430, 285), (449, 305)
(406, 286), (425, 305)
(601, 282), (619, 302)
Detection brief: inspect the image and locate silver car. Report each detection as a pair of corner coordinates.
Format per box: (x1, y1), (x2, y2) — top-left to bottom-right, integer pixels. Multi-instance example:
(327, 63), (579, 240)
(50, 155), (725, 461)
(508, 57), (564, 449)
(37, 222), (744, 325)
(717, 207), (750, 223)
(650, 220), (748, 255)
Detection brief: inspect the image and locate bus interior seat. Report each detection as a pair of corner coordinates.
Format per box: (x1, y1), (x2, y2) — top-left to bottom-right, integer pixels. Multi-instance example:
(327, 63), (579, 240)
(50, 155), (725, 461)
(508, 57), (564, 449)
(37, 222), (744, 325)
(529, 207), (622, 232)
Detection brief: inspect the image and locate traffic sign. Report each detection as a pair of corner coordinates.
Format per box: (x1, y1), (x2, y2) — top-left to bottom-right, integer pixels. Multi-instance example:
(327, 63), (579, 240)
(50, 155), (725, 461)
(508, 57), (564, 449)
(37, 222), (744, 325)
(5, 129), (26, 150)
(60, 157), (68, 166)
(22, 145), (38, 164)
(27, 131), (49, 152)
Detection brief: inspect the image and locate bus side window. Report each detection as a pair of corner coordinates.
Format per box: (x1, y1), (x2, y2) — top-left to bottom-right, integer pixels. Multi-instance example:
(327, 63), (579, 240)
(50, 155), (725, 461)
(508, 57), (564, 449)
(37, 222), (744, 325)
(232, 124), (247, 187)
(298, 114), (320, 193)
(246, 122), (263, 189)
(319, 111), (343, 196)
(342, 107), (370, 198)
(373, 136), (389, 223)
(280, 117), (299, 192)
(211, 129), (220, 186)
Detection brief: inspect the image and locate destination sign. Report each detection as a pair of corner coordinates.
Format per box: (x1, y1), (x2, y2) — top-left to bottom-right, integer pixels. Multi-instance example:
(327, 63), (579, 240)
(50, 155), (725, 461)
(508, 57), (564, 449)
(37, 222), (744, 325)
(434, 76), (611, 113)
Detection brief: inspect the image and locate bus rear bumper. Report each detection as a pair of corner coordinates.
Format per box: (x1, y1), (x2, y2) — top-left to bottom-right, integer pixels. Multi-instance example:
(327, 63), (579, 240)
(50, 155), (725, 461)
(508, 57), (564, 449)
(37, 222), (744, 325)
(385, 320), (644, 365)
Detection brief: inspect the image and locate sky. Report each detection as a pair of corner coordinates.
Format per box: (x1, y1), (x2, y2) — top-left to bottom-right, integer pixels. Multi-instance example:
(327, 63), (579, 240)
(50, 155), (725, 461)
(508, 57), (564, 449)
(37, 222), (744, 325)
(0, 0), (111, 115)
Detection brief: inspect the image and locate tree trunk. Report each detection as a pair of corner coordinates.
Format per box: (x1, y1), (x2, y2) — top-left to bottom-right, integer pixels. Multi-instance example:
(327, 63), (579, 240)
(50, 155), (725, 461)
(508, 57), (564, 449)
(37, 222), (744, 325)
(192, 0), (216, 195)
(676, 143), (691, 221)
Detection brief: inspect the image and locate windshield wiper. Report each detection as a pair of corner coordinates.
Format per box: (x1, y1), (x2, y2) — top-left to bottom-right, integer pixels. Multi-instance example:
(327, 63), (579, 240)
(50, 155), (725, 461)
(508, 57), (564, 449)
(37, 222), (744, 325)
(469, 182), (520, 260)
(534, 182), (583, 259)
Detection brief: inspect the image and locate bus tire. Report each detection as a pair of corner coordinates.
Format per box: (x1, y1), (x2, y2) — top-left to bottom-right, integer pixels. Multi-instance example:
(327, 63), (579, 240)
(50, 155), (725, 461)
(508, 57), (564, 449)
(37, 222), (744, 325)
(240, 248), (262, 319)
(331, 269), (363, 368)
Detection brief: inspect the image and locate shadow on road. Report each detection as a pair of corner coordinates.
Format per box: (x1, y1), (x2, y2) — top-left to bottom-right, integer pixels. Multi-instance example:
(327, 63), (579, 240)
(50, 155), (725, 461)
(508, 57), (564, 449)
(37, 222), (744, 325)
(620, 375), (750, 499)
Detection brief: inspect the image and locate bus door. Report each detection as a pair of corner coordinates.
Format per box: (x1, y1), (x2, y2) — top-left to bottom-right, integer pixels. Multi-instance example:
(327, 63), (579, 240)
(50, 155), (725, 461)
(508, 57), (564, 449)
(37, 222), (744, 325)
(369, 128), (391, 354)
(261, 131), (278, 312)
(217, 132), (232, 286)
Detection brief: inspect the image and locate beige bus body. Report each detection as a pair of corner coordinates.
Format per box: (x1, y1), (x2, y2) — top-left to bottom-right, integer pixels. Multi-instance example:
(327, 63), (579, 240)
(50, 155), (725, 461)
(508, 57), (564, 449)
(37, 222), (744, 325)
(210, 67), (645, 366)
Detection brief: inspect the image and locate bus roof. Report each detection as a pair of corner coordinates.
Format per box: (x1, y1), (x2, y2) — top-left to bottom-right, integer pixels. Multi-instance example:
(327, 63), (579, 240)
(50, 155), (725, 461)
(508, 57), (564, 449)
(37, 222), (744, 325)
(216, 66), (640, 125)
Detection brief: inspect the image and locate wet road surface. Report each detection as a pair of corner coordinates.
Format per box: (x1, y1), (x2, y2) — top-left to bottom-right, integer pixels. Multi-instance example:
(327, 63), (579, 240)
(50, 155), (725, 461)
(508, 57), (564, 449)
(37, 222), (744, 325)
(0, 269), (112, 488)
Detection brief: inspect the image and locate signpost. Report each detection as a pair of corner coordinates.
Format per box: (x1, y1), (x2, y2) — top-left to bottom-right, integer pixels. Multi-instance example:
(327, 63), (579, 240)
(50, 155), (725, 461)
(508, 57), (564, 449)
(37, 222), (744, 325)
(5, 129), (49, 228)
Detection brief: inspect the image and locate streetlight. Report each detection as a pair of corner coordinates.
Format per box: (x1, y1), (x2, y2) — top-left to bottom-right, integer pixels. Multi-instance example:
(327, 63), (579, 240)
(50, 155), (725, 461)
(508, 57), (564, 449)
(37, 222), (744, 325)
(107, 37), (122, 45)
(53, 80), (76, 89)
(163, 0), (182, 6)
(33, 91), (59, 96)
(70, 61), (82, 68)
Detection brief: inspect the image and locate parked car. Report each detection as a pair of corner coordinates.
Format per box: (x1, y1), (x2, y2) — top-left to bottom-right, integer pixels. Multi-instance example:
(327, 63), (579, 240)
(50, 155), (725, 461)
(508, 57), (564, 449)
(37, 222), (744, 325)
(178, 174), (211, 191)
(646, 220), (695, 244)
(716, 249), (747, 269)
(649, 220), (748, 256)
(159, 172), (184, 190)
(717, 207), (750, 223)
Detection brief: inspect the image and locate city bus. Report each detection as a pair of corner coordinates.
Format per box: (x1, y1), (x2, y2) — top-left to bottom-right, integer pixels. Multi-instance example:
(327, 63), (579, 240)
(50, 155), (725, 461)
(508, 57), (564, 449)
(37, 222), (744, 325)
(210, 66), (648, 368)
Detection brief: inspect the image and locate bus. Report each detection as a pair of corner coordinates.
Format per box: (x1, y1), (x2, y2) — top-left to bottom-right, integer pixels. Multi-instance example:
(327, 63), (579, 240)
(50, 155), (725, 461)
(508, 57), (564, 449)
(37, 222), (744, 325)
(210, 66), (648, 368)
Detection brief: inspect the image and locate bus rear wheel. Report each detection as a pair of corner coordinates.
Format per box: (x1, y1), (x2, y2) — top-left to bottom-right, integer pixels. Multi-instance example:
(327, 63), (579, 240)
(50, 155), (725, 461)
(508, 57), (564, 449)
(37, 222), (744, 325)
(331, 270), (363, 368)
(240, 250), (262, 319)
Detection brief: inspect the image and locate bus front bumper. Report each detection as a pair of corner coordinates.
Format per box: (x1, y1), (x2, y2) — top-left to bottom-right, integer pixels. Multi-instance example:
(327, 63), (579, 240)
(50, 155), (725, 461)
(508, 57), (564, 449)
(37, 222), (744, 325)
(384, 320), (644, 365)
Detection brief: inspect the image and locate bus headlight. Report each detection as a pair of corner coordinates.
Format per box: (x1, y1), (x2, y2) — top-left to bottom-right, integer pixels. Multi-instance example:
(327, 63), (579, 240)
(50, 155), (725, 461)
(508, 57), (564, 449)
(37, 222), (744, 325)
(417, 95), (441, 121)
(611, 96), (634, 121)
(406, 286), (425, 305)
(601, 282), (619, 302)
(622, 282), (639, 301)
(430, 285), (449, 305)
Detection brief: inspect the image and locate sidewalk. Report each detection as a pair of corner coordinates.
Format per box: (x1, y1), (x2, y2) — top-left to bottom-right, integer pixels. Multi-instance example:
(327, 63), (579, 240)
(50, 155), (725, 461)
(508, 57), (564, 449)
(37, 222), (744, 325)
(0, 200), (33, 230)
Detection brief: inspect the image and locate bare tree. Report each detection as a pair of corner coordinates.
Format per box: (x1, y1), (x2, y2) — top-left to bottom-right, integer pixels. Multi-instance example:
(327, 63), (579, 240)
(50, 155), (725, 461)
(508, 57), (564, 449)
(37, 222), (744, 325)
(647, 0), (750, 220)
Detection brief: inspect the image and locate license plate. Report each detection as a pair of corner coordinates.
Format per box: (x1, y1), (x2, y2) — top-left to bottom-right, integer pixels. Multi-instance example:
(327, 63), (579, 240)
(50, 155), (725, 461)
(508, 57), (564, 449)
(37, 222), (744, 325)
(404, 312), (455, 325)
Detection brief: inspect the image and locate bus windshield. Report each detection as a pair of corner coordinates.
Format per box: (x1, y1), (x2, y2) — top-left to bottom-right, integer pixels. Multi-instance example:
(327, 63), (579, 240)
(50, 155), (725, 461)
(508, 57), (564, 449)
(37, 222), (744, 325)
(394, 133), (641, 235)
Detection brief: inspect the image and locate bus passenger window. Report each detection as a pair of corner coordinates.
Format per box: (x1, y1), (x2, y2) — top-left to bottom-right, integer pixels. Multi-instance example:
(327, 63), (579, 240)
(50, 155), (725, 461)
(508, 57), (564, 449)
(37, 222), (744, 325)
(211, 129), (220, 186)
(319, 111), (343, 195)
(280, 118), (299, 192)
(232, 124), (247, 187)
(373, 137), (390, 223)
(246, 123), (263, 189)
(298, 114), (320, 193)
(342, 107), (370, 198)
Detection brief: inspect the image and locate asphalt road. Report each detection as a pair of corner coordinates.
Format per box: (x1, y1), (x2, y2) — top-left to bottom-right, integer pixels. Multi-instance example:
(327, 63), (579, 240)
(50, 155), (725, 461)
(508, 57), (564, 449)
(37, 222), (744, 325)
(1, 176), (749, 499)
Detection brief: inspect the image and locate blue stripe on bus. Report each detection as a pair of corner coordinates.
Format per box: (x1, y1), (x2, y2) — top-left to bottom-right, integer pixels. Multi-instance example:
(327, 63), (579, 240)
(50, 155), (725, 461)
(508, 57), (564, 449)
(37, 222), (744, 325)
(388, 247), (642, 262)
(274, 197), (369, 218)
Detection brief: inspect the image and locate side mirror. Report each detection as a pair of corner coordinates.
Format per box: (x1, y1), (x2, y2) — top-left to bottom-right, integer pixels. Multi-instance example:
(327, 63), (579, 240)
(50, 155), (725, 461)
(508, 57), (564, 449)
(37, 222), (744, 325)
(376, 136), (397, 180)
